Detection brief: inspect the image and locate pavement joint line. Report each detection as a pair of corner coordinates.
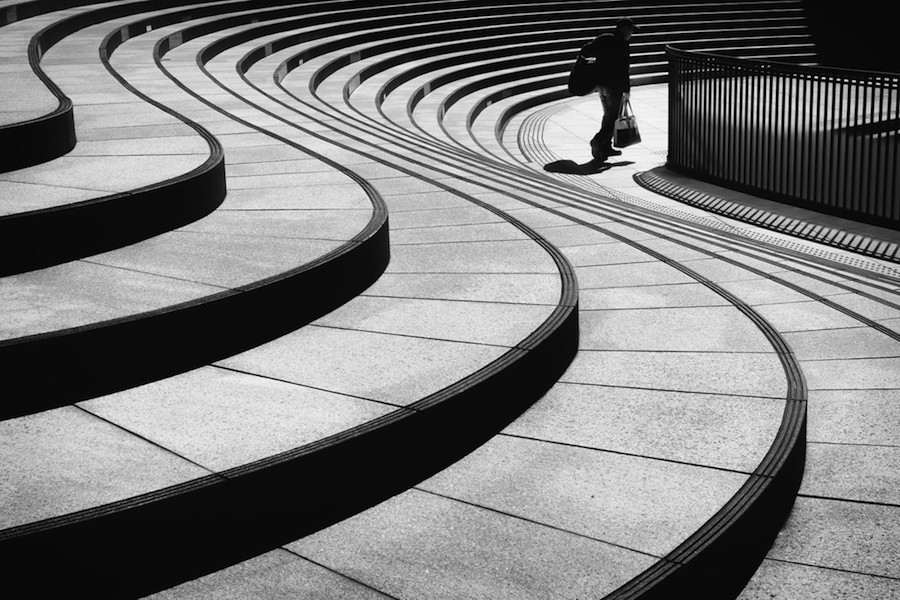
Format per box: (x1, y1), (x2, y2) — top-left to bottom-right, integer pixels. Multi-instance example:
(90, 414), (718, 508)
(389, 220), (507, 231)
(280, 548), (402, 600)
(359, 293), (558, 308)
(765, 557), (900, 582)
(76, 258), (233, 291)
(579, 282), (730, 291)
(307, 323), (517, 350)
(579, 304), (740, 312)
(556, 240), (646, 248)
(810, 387), (900, 392)
(575, 348), (782, 356)
(799, 355), (900, 362)
(808, 440), (900, 450)
(797, 493), (900, 510)
(383, 269), (559, 276)
(411, 487), (661, 560)
(210, 364), (404, 409)
(73, 404), (219, 477)
(782, 323), (895, 333)
(555, 381), (788, 402)
(390, 238), (530, 246)
(573, 259), (663, 268)
(498, 432), (754, 476)
(216, 208), (373, 212)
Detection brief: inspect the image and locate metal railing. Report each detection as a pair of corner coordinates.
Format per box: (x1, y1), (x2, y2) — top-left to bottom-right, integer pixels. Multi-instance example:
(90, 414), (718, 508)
(667, 46), (899, 229)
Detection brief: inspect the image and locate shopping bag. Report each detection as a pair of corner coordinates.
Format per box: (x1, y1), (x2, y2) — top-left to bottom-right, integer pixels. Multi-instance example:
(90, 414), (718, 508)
(613, 98), (641, 148)
(567, 54), (600, 96)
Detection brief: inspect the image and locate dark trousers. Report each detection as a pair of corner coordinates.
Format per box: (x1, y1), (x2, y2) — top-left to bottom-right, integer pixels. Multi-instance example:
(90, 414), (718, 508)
(591, 86), (624, 153)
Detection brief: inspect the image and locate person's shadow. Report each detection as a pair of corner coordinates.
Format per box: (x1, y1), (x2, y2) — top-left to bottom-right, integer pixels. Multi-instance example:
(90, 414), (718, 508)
(543, 158), (634, 175)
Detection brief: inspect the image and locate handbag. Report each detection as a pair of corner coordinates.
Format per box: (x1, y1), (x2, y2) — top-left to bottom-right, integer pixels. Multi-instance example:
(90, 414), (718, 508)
(567, 54), (600, 96)
(613, 98), (641, 148)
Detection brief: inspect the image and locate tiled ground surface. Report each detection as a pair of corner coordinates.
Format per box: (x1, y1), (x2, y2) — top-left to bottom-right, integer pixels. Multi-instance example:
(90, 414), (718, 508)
(2, 3), (898, 599)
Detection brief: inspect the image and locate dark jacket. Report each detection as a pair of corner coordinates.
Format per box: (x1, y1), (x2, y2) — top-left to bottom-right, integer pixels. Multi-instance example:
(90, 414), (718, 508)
(580, 32), (630, 92)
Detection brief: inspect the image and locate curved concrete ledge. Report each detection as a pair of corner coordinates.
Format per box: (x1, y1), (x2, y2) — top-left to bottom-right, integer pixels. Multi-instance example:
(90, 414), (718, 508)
(0, 219), (577, 600)
(0, 151), (226, 276)
(0, 100), (75, 174)
(0, 198), (389, 418)
(599, 286), (807, 599)
(0, 4), (395, 413)
(0, 1), (230, 274)
(280, 17), (813, 598)
(249, 13), (811, 600)
(0, 4), (78, 173)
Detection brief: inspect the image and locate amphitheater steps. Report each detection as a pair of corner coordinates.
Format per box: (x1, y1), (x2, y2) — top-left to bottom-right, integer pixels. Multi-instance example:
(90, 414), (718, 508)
(0, 2), (577, 596)
(4, 1), (897, 599)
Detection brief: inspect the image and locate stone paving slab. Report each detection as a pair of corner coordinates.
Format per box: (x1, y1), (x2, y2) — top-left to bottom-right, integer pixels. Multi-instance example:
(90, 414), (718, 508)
(0, 260), (223, 340)
(217, 324), (510, 408)
(579, 305), (773, 352)
(802, 442), (900, 505)
(415, 434), (749, 557)
(783, 327), (900, 359)
(83, 366), (395, 472)
(580, 282), (732, 310)
(315, 295), (556, 347)
(0, 154), (208, 193)
(739, 559), (900, 600)
(151, 549), (391, 599)
(801, 356), (900, 390)
(763, 497), (900, 580)
(505, 383), (786, 472)
(286, 489), (658, 600)
(807, 389), (900, 447)
(560, 350), (788, 399)
(0, 179), (104, 214)
(361, 271), (561, 305)
(83, 232), (344, 289)
(1, 406), (208, 530)
(754, 300), (868, 332)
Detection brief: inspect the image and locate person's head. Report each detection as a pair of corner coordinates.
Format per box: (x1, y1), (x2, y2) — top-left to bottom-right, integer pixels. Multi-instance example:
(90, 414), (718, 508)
(615, 17), (637, 41)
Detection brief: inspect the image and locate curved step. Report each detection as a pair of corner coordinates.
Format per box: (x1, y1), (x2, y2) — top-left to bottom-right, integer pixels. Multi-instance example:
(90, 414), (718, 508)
(157, 2), (897, 596)
(266, 9), (807, 599)
(0, 3), (388, 416)
(0, 4), (579, 597)
(0, 0), (227, 274)
(0, 1), (78, 172)
(7, 2), (896, 599)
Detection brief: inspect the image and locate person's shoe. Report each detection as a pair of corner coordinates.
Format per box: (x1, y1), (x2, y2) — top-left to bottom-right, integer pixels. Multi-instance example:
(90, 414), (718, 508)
(590, 141), (622, 161)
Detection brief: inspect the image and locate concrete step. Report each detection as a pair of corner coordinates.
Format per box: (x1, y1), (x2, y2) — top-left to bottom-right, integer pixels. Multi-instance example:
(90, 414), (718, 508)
(0, 2), (579, 596)
(261, 11), (805, 599)
(0, 4), (388, 414)
(5, 1), (896, 599)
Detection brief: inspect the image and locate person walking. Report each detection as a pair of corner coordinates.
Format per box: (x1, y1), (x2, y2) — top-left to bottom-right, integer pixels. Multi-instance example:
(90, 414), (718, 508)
(579, 17), (637, 161)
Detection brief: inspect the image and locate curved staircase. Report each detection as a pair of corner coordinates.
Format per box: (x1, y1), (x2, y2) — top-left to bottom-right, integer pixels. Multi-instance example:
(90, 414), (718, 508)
(2, 2), (898, 599)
